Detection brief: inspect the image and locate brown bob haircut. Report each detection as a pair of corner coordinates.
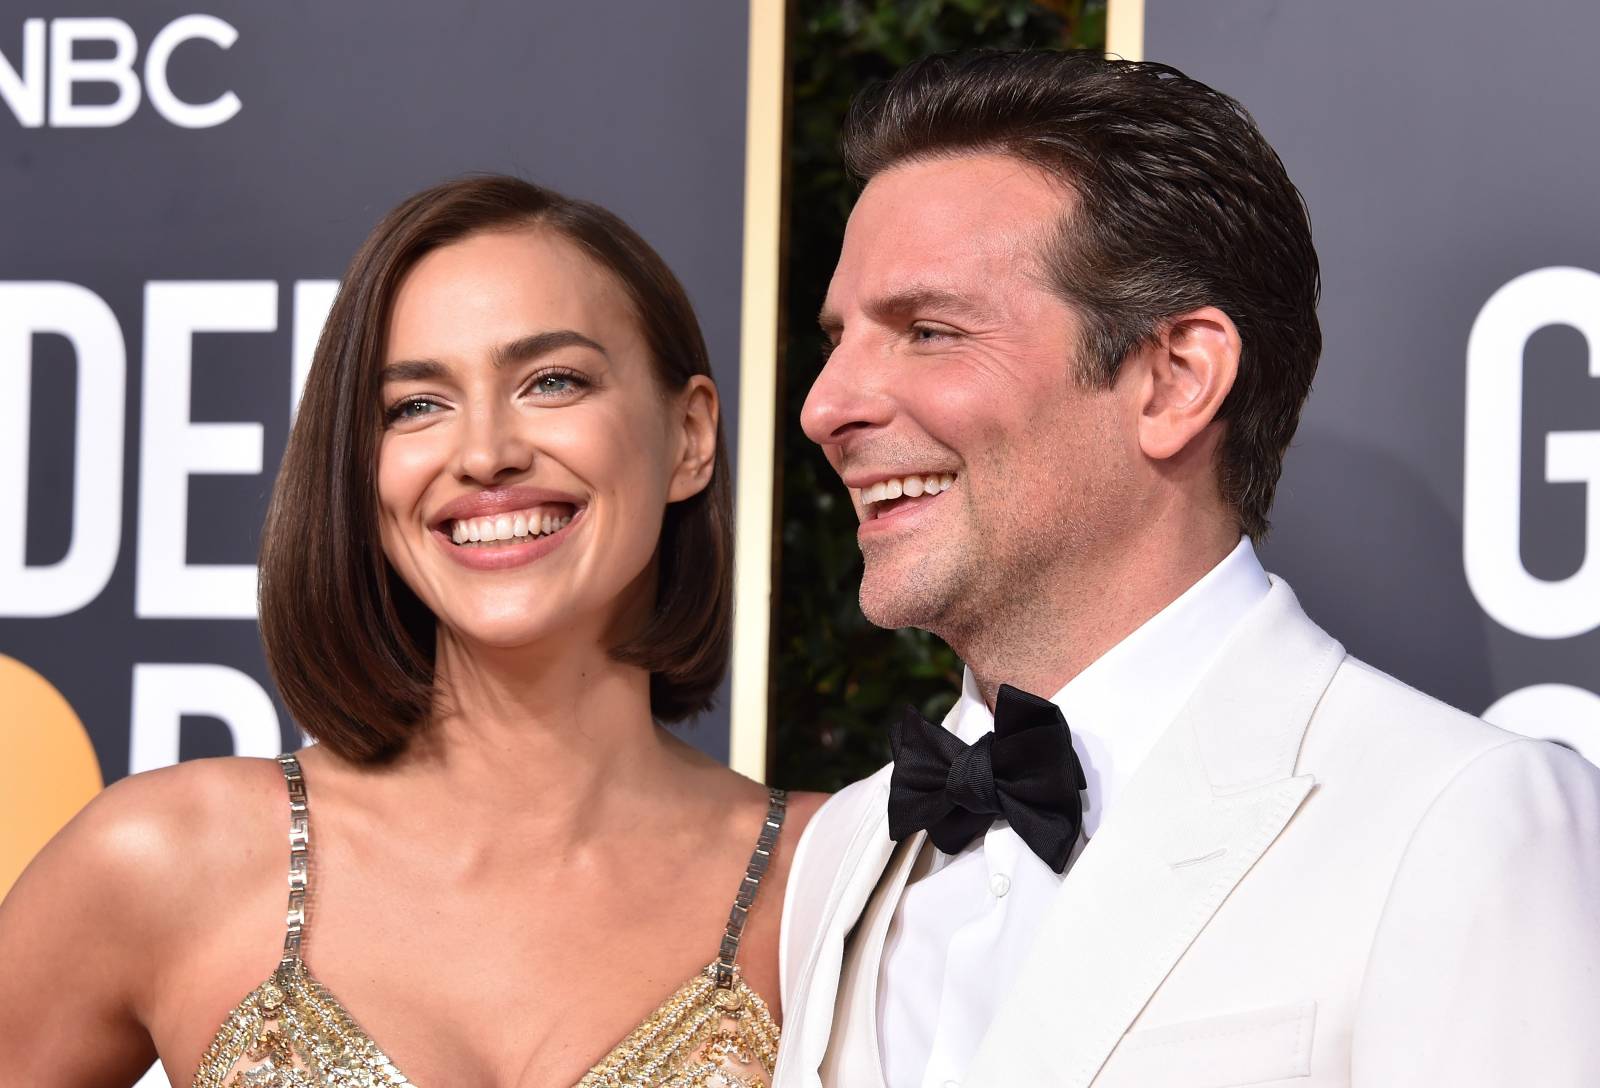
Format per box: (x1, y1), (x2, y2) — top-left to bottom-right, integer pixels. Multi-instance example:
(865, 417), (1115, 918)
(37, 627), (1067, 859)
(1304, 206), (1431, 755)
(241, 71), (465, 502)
(258, 175), (732, 762)
(842, 50), (1322, 539)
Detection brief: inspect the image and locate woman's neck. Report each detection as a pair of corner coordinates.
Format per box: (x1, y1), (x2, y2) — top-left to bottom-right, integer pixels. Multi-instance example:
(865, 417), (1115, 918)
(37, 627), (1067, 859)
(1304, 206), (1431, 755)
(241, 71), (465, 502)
(371, 628), (705, 848)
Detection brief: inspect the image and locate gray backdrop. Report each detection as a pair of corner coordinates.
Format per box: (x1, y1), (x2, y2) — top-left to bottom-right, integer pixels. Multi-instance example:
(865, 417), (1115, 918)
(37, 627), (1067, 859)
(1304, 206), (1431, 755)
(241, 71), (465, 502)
(1, 2), (750, 797)
(1147, 0), (1599, 764)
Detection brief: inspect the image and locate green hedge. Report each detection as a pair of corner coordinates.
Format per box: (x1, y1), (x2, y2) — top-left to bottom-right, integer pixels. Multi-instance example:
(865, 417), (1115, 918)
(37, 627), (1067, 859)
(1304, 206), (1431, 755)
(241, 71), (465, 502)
(771, 1), (1107, 791)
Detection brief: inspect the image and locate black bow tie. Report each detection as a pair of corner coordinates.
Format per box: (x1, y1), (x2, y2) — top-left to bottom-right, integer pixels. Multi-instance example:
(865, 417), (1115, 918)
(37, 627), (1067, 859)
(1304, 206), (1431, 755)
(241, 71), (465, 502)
(887, 684), (1086, 873)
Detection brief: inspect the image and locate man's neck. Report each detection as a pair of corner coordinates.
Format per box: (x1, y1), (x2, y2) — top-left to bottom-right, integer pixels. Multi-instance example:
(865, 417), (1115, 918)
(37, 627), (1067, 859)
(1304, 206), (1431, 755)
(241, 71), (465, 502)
(955, 525), (1244, 709)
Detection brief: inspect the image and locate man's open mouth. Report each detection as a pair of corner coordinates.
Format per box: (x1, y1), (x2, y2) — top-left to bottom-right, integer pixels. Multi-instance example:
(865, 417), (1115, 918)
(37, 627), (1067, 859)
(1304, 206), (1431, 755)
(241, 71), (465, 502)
(861, 473), (955, 519)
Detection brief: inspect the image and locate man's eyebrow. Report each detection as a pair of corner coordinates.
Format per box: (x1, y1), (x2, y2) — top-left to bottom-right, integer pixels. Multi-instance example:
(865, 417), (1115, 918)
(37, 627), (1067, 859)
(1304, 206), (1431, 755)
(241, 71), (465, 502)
(381, 329), (607, 383)
(817, 287), (989, 338)
(867, 286), (987, 323)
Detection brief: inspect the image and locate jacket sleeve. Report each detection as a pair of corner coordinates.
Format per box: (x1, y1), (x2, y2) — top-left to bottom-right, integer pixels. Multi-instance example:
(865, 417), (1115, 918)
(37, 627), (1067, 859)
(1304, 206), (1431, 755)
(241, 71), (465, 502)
(1352, 737), (1600, 1086)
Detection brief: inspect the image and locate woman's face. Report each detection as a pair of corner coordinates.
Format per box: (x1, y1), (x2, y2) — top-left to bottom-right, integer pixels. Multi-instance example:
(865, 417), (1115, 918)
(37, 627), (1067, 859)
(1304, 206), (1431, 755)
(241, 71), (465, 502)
(376, 226), (715, 653)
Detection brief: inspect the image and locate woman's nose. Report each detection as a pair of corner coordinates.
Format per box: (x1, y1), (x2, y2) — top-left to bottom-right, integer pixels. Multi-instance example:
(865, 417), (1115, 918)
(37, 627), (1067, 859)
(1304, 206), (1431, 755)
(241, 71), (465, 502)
(454, 401), (534, 485)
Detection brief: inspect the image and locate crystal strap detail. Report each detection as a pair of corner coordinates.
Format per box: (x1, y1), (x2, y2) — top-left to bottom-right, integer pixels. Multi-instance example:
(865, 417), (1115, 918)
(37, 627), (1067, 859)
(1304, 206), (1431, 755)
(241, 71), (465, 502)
(276, 753), (310, 971)
(715, 788), (787, 989)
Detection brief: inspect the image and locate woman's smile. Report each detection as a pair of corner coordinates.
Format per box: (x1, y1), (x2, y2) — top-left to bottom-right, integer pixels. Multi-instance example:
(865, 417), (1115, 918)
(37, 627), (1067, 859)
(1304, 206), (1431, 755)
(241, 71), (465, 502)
(431, 503), (586, 571)
(425, 483), (587, 571)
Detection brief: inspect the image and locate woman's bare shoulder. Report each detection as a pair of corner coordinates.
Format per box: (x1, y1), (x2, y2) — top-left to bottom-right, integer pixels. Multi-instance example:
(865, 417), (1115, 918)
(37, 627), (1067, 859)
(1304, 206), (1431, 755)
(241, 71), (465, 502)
(705, 781), (827, 1023)
(65, 755), (283, 863)
(779, 790), (830, 838)
(1, 755), (289, 946)
(765, 789), (828, 899)
(0, 756), (292, 1082)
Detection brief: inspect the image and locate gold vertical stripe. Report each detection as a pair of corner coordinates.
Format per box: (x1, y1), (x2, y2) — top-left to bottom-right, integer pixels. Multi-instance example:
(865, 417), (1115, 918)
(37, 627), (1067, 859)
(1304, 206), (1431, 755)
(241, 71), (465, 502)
(729, 0), (787, 782)
(1106, 0), (1146, 60)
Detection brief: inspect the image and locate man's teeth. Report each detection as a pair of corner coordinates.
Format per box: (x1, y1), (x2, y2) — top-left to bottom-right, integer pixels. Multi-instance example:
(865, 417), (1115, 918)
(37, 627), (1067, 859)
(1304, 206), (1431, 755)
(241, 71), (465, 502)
(449, 508), (574, 545)
(862, 473), (956, 506)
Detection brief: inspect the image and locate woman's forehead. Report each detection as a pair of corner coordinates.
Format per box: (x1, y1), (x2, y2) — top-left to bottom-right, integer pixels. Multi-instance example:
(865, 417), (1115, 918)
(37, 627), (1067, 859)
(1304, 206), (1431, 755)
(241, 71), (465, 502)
(386, 227), (641, 362)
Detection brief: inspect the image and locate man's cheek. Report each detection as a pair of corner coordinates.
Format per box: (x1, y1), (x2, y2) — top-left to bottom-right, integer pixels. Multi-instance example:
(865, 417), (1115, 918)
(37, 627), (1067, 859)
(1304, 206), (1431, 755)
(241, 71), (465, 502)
(922, 379), (1021, 451)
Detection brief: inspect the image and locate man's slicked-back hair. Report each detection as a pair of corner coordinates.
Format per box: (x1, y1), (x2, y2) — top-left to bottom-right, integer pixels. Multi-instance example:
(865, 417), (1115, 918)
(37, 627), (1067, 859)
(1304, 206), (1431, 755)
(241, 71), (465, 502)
(258, 175), (732, 762)
(842, 50), (1321, 538)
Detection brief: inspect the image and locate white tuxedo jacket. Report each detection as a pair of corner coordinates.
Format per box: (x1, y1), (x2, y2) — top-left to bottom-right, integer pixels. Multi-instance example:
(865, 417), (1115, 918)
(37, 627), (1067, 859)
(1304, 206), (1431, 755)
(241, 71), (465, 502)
(775, 579), (1600, 1088)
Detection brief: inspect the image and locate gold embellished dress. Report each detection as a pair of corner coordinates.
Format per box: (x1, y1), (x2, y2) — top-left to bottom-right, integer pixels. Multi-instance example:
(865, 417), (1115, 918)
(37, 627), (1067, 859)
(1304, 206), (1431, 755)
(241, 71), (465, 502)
(192, 754), (788, 1088)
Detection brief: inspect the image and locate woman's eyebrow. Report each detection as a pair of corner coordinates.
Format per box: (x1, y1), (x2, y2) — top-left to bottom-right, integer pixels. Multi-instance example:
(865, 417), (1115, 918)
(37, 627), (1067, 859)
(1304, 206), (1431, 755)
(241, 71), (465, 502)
(380, 359), (448, 383)
(494, 329), (609, 367)
(381, 329), (609, 383)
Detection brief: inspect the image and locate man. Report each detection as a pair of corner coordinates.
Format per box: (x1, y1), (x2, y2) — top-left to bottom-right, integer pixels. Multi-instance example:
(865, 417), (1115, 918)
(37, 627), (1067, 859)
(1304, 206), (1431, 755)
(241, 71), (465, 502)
(774, 50), (1600, 1088)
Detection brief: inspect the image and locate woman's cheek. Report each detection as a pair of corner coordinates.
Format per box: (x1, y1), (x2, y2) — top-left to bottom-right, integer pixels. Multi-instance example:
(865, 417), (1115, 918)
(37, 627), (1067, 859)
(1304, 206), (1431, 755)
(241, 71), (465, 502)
(377, 432), (446, 510)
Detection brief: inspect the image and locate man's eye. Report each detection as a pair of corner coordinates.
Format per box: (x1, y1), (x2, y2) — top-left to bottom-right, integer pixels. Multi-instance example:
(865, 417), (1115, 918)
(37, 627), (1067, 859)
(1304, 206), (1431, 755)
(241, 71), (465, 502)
(912, 325), (954, 343)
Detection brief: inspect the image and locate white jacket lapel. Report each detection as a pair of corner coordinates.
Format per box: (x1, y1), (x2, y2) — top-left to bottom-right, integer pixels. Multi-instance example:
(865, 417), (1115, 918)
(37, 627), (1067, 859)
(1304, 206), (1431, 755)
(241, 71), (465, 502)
(965, 579), (1344, 1088)
(774, 779), (898, 1088)
(821, 834), (928, 1088)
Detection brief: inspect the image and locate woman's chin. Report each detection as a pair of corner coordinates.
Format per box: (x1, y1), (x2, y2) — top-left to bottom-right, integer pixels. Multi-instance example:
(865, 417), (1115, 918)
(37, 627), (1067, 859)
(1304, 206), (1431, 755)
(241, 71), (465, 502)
(437, 615), (577, 655)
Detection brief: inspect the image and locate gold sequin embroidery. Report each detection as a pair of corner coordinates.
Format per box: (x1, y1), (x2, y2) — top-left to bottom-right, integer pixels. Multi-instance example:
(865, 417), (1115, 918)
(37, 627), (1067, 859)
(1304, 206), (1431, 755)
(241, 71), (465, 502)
(192, 964), (412, 1088)
(191, 958), (779, 1088)
(578, 962), (779, 1088)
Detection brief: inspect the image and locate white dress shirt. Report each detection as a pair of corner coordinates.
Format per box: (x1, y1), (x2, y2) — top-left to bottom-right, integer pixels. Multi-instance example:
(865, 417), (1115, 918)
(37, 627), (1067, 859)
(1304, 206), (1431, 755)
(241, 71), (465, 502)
(876, 537), (1272, 1088)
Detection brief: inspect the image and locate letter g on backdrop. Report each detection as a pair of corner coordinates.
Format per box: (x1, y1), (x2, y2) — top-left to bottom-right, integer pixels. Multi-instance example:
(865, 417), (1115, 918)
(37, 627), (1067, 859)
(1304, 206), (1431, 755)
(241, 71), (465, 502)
(1465, 266), (1600, 763)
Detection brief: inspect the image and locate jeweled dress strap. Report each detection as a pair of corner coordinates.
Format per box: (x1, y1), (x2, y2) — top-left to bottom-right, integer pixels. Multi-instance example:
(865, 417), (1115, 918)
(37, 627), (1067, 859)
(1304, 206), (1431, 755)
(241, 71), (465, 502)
(275, 752), (311, 972)
(714, 787), (788, 990)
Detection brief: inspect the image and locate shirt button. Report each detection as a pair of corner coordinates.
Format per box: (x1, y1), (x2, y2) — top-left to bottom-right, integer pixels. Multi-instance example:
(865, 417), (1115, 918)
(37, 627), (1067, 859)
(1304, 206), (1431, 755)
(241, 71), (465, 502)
(989, 872), (1011, 897)
(943, 1081), (961, 1088)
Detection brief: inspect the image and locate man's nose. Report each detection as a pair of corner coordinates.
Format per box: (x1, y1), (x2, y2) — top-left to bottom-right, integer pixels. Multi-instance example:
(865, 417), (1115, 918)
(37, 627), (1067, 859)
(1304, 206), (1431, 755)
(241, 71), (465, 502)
(454, 400), (534, 485)
(800, 335), (895, 449)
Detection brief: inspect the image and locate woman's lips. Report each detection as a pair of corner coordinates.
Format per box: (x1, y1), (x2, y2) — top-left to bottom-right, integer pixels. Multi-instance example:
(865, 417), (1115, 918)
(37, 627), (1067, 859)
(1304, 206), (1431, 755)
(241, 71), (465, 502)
(433, 507), (583, 570)
(430, 484), (586, 530)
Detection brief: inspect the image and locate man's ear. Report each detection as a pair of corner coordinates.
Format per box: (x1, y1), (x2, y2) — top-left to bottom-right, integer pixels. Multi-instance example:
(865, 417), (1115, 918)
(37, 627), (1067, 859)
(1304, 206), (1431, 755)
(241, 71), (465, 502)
(667, 375), (719, 502)
(1131, 306), (1240, 462)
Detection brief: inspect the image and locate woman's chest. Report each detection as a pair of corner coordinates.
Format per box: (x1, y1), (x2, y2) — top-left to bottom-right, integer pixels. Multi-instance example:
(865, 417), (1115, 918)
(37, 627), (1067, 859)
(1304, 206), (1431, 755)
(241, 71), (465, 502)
(155, 885), (742, 1088)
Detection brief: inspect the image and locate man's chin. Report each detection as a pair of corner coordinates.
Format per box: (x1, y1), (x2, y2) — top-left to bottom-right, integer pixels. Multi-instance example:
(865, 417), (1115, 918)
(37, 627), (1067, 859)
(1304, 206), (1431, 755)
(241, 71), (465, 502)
(858, 566), (945, 632)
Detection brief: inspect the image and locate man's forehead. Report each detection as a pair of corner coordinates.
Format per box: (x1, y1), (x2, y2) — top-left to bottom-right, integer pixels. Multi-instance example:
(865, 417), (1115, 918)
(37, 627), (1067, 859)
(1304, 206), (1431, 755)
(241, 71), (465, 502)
(855, 153), (1068, 240)
(825, 154), (1070, 320)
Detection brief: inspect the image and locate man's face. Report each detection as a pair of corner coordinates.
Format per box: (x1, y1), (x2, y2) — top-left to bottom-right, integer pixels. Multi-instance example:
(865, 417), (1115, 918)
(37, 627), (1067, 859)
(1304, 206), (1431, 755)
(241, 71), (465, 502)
(802, 153), (1139, 639)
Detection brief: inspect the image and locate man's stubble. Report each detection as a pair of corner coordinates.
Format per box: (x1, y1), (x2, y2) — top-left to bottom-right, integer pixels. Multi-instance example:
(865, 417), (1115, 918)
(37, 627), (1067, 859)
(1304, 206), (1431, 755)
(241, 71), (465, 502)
(857, 422), (1139, 672)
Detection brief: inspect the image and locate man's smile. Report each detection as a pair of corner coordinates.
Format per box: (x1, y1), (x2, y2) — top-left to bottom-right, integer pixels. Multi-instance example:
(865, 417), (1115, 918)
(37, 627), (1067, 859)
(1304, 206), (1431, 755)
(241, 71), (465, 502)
(851, 471), (959, 526)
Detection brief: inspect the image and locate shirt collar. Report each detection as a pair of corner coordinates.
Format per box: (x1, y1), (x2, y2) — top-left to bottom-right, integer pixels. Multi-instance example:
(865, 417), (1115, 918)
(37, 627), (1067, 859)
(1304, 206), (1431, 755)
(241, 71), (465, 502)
(948, 536), (1270, 838)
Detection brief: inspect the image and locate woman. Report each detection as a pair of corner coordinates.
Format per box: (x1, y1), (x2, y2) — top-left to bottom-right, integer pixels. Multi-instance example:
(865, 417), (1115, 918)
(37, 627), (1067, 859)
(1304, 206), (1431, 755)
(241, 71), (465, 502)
(0, 175), (825, 1086)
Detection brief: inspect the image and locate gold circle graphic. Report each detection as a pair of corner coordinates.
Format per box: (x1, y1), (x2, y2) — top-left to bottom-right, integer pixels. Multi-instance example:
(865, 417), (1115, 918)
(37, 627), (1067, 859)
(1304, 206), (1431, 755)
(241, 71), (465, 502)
(0, 654), (105, 898)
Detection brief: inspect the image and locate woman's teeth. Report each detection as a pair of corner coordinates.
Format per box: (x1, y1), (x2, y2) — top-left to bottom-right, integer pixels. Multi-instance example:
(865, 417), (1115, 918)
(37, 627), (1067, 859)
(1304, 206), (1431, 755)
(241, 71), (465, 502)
(861, 473), (956, 506)
(448, 507), (574, 545)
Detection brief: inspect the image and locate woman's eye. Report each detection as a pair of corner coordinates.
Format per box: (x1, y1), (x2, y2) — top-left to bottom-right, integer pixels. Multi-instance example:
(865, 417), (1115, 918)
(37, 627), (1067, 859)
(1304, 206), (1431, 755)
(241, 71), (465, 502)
(526, 369), (590, 398)
(386, 398), (440, 423)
